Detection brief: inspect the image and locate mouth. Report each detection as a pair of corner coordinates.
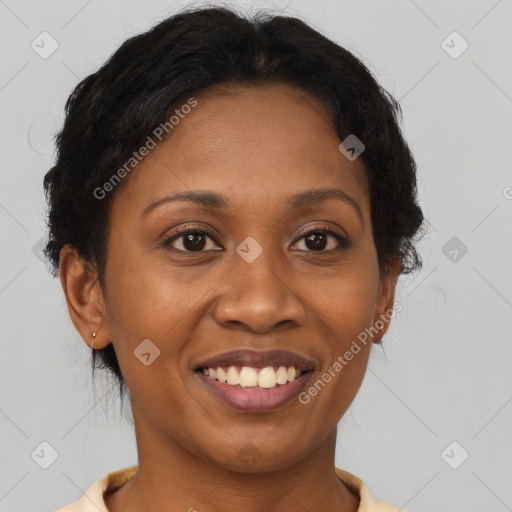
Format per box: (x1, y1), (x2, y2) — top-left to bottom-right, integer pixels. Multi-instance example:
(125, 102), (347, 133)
(195, 364), (312, 387)
(193, 349), (316, 413)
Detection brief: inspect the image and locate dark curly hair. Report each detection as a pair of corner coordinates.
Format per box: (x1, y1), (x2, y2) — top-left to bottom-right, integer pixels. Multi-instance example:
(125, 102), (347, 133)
(43, 4), (425, 405)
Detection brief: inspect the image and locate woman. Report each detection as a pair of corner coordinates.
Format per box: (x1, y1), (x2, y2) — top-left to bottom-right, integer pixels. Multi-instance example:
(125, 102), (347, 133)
(46, 5), (424, 511)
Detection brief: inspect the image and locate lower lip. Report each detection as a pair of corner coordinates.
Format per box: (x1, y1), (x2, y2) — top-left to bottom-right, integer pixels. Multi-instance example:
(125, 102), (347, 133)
(196, 371), (314, 413)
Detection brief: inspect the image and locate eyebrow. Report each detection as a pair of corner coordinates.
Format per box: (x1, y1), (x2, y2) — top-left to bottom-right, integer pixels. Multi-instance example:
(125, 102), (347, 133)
(140, 188), (363, 226)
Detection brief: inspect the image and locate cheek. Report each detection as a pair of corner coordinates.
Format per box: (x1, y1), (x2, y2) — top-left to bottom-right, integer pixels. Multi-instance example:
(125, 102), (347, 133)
(102, 254), (194, 416)
(307, 263), (378, 334)
(106, 240), (185, 314)
(102, 244), (193, 362)
(304, 259), (377, 383)
(305, 280), (374, 415)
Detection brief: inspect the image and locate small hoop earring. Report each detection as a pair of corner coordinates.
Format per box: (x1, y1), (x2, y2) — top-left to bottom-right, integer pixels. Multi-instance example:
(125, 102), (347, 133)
(91, 332), (96, 350)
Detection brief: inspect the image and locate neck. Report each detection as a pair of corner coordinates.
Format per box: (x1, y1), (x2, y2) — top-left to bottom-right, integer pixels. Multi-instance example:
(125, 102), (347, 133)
(105, 403), (359, 512)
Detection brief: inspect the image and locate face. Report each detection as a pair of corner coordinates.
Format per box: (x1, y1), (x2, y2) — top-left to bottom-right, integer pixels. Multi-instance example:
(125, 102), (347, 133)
(63, 82), (400, 472)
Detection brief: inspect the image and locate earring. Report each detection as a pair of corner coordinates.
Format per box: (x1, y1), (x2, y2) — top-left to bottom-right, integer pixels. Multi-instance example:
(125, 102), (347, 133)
(91, 332), (96, 350)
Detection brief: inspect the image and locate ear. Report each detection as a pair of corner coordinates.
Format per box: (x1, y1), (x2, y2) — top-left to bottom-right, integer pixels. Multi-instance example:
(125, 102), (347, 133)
(59, 244), (110, 350)
(373, 257), (402, 341)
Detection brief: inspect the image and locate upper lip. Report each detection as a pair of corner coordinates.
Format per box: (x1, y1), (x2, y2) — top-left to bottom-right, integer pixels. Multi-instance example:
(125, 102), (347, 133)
(194, 349), (317, 371)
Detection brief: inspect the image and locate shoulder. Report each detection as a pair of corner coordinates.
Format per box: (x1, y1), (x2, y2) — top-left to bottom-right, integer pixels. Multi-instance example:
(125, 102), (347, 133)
(56, 465), (138, 512)
(335, 467), (404, 512)
(57, 465), (398, 511)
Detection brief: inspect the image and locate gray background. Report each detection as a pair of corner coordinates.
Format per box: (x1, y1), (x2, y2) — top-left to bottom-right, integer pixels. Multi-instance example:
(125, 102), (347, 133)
(1, 0), (511, 510)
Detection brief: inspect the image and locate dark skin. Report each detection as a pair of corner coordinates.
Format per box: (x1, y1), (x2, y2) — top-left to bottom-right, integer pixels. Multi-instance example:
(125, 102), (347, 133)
(60, 83), (401, 512)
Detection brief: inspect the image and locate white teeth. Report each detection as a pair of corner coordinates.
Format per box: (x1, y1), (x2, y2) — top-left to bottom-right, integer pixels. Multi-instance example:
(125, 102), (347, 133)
(226, 366), (240, 385)
(217, 367), (227, 383)
(276, 366), (288, 385)
(239, 367), (258, 387)
(201, 365), (306, 388)
(258, 366), (277, 388)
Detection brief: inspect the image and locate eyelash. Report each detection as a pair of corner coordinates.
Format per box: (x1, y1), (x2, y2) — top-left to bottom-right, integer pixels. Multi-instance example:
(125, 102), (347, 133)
(161, 224), (349, 253)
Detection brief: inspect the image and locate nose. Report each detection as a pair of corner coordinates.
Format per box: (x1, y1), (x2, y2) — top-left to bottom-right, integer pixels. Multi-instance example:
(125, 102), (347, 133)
(212, 252), (307, 334)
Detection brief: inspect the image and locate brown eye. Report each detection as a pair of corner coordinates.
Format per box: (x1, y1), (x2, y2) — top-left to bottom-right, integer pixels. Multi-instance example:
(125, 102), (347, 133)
(162, 227), (220, 252)
(293, 228), (349, 252)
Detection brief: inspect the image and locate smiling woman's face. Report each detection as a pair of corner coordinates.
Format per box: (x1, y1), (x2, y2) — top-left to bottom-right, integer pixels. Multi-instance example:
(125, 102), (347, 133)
(68, 82), (400, 472)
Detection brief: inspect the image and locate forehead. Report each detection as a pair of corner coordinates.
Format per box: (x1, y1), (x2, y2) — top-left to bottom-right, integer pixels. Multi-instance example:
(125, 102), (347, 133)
(112, 82), (369, 218)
